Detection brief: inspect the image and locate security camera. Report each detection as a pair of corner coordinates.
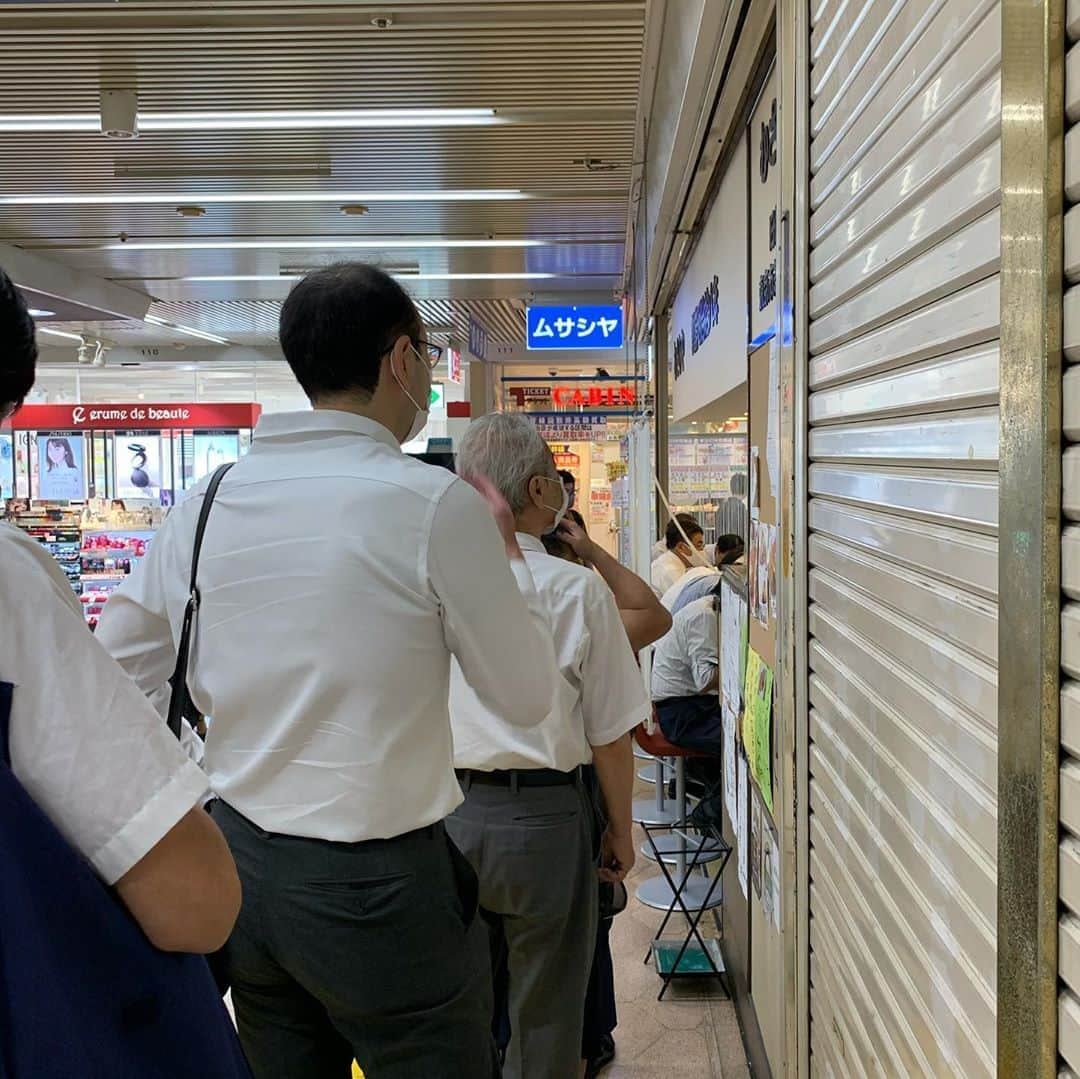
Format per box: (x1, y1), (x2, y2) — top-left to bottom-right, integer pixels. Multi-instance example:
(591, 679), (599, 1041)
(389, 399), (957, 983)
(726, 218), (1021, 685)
(548, 369), (558, 377)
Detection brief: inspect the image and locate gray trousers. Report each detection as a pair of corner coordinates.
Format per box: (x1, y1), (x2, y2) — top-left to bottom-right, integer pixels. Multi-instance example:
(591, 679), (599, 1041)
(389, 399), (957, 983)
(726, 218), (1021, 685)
(446, 778), (599, 1079)
(210, 801), (499, 1079)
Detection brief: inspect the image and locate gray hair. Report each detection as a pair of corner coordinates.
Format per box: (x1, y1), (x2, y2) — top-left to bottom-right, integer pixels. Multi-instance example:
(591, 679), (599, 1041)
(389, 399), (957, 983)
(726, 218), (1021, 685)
(457, 412), (556, 514)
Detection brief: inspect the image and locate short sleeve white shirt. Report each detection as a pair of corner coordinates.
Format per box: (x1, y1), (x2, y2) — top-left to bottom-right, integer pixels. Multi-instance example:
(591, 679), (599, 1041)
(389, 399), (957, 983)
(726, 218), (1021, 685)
(97, 411), (558, 842)
(650, 595), (720, 701)
(650, 549), (686, 597)
(450, 534), (650, 771)
(0, 524), (209, 884)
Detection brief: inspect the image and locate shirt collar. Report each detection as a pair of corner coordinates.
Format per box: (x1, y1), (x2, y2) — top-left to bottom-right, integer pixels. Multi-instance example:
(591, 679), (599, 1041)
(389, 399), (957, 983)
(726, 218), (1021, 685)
(252, 409), (400, 451)
(516, 532), (547, 555)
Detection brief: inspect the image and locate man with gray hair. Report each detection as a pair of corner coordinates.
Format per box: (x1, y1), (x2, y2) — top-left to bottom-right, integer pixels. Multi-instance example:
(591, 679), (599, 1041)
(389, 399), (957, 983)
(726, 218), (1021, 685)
(449, 412), (649, 1079)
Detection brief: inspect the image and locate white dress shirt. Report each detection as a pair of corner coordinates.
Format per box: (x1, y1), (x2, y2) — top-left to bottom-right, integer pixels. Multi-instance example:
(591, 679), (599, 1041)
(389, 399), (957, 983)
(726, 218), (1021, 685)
(450, 533), (650, 772)
(650, 548), (687, 597)
(660, 566), (717, 611)
(0, 524), (209, 884)
(650, 596), (720, 701)
(97, 410), (557, 843)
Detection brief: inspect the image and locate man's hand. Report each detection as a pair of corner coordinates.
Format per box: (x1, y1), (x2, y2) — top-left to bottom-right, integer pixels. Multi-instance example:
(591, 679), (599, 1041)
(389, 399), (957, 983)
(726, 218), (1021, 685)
(599, 826), (636, 883)
(557, 516), (598, 567)
(464, 472), (522, 560)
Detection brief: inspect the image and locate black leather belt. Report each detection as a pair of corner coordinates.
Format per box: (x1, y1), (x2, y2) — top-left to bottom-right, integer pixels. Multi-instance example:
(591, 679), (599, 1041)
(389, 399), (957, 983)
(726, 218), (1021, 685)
(456, 767), (580, 789)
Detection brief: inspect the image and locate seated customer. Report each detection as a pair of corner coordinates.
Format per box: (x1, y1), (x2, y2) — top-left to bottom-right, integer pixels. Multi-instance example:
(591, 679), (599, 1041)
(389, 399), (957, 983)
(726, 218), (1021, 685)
(650, 513), (706, 596)
(449, 413), (650, 1079)
(667, 533), (745, 616)
(650, 580), (723, 754)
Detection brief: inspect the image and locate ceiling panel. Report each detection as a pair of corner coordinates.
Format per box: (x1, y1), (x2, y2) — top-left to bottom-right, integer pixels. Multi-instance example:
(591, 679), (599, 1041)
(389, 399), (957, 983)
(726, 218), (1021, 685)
(0, 0), (644, 351)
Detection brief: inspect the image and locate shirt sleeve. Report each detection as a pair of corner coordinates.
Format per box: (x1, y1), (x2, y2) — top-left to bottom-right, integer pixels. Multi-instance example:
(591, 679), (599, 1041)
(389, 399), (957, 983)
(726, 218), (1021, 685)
(96, 502), (191, 699)
(685, 602), (720, 693)
(427, 480), (558, 730)
(3, 542), (209, 886)
(578, 576), (652, 746)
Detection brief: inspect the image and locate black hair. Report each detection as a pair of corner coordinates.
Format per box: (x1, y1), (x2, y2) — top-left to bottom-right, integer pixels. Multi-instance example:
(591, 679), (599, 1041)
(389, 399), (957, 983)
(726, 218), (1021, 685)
(666, 513), (702, 551)
(558, 469), (576, 488)
(567, 508), (586, 530)
(278, 262), (422, 402)
(715, 532), (744, 564)
(45, 436), (76, 470)
(729, 471), (748, 497)
(0, 267), (37, 413)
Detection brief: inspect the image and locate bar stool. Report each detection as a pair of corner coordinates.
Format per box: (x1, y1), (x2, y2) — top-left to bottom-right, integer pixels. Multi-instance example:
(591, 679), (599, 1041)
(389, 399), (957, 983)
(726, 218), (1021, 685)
(633, 721), (724, 913)
(631, 710), (681, 827)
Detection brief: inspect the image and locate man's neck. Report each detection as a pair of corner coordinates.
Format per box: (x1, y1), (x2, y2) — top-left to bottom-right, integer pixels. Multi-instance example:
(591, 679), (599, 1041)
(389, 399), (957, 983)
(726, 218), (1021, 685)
(312, 393), (401, 439)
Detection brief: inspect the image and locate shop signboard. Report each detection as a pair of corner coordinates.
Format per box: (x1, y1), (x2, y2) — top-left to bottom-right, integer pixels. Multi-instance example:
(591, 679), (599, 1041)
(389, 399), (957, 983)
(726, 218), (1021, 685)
(531, 414), (608, 441)
(508, 382), (636, 410)
(429, 383), (446, 411)
(447, 347), (463, 385)
(7, 402), (262, 431)
(526, 305), (624, 351)
(667, 136), (748, 422)
(468, 316), (488, 361)
(749, 66), (779, 347)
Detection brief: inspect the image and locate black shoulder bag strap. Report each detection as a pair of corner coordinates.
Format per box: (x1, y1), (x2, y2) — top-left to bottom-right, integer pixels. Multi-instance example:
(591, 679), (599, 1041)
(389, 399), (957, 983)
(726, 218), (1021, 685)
(166, 462), (234, 739)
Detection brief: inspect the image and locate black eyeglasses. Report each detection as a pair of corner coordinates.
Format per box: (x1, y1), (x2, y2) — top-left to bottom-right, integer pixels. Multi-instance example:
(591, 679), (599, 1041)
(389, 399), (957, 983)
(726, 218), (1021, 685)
(414, 339), (443, 369)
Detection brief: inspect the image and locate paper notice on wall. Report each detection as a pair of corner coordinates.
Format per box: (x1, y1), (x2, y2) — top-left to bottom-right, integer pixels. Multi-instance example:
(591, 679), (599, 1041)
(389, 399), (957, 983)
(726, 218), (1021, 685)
(763, 820), (780, 931)
(737, 752), (749, 898)
(743, 647), (774, 814)
(723, 707), (738, 825)
(720, 581), (744, 714)
(767, 336), (780, 494)
(750, 790), (763, 899)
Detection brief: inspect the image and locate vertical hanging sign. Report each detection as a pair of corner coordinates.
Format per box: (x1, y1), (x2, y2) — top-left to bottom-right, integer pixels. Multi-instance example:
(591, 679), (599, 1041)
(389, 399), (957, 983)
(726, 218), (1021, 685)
(749, 67), (778, 348)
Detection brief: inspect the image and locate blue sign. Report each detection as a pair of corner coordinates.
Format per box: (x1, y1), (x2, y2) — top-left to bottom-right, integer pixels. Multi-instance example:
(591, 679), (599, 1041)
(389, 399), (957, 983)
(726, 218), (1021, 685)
(526, 305), (624, 351)
(468, 316), (488, 361)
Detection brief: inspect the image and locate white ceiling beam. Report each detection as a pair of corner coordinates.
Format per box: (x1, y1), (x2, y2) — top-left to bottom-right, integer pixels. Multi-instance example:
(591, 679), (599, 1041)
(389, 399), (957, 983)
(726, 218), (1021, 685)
(0, 244), (152, 322)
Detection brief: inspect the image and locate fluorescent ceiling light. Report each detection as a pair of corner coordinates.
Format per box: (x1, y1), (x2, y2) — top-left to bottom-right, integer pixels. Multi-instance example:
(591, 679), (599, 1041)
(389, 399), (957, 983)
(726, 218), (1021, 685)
(37, 326), (84, 343)
(0, 189), (526, 206)
(145, 313), (229, 344)
(100, 238), (545, 251)
(28, 307), (55, 317)
(0, 108), (501, 133)
(183, 272), (557, 283)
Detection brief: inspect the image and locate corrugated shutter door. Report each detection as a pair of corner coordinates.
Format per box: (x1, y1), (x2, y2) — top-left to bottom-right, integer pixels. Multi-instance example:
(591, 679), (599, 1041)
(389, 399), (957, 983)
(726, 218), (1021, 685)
(806, 1), (1000, 1075)
(1061, 7), (1080, 1074)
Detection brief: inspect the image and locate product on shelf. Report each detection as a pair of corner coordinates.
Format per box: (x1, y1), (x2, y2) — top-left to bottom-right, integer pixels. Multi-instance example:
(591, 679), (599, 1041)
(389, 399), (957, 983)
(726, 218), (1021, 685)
(5, 501), (83, 596)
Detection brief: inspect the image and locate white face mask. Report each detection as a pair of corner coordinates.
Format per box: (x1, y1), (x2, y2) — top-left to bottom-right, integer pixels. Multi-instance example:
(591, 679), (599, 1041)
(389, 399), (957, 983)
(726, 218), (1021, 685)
(539, 476), (570, 535)
(393, 344), (430, 444)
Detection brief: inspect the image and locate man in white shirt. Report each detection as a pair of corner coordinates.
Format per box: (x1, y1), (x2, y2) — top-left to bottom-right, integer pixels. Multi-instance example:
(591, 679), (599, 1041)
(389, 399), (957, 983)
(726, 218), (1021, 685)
(650, 513), (707, 596)
(448, 413), (649, 1079)
(660, 532), (745, 613)
(98, 263), (558, 1079)
(650, 584), (723, 754)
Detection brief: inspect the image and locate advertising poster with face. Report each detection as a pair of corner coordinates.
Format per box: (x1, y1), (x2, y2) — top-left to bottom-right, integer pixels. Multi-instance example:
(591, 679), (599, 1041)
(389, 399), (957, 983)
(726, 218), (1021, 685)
(38, 432), (85, 500)
(0, 434), (13, 500)
(115, 434), (163, 500)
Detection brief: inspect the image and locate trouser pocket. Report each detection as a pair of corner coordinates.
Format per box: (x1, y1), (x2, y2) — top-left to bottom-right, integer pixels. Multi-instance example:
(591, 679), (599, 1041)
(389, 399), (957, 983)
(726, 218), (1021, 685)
(444, 830), (480, 930)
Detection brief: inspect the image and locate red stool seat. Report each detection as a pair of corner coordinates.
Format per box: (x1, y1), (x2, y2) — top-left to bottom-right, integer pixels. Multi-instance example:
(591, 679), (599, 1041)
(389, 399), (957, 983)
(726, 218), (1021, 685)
(635, 713), (720, 760)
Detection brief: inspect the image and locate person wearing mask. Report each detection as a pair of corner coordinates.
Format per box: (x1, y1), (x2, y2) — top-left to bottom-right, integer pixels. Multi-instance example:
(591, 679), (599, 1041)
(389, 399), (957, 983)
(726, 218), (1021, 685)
(558, 467), (577, 511)
(650, 513), (706, 596)
(98, 263), (558, 1079)
(448, 413), (650, 1079)
(0, 268), (242, 955)
(661, 532), (746, 614)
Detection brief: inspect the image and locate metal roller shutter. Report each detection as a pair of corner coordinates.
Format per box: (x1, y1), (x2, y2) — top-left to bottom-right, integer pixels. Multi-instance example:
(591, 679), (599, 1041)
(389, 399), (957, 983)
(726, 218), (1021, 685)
(1061, 6), (1080, 1074)
(806, 1), (1000, 1074)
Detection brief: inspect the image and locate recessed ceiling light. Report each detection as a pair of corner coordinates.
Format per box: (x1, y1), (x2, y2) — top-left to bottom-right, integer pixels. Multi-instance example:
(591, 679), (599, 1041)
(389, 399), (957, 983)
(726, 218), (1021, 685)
(145, 313), (228, 344)
(98, 238), (547, 252)
(27, 307), (55, 317)
(0, 189), (526, 206)
(0, 108), (502, 133)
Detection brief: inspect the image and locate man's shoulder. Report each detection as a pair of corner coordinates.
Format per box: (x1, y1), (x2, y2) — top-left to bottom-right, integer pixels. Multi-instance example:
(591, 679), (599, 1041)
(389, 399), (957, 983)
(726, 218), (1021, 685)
(0, 523), (81, 615)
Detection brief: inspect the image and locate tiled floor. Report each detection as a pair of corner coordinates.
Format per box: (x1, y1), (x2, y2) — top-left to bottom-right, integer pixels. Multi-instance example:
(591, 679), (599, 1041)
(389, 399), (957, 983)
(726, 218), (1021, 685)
(602, 778), (751, 1079)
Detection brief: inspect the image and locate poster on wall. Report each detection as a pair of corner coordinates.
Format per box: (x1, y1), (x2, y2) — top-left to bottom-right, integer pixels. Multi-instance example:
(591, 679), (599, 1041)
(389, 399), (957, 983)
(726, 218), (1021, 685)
(723, 707), (738, 826)
(737, 752), (749, 898)
(762, 820), (780, 930)
(0, 434), (13, 500)
(192, 432), (240, 483)
(115, 433), (163, 500)
(768, 524), (779, 621)
(749, 65), (778, 347)
(742, 646), (774, 814)
(720, 580), (745, 715)
(750, 790), (763, 899)
(37, 432), (85, 500)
